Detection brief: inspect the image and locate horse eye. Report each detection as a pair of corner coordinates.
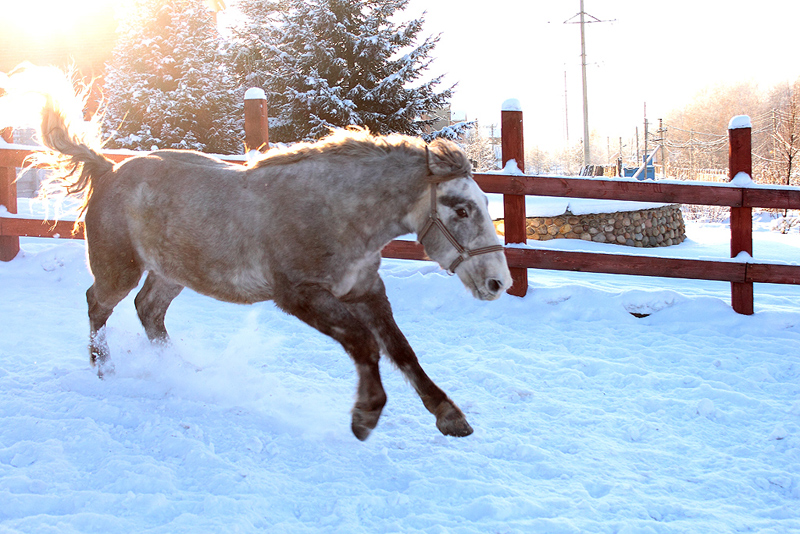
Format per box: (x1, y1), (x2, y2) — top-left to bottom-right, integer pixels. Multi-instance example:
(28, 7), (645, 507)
(455, 208), (469, 219)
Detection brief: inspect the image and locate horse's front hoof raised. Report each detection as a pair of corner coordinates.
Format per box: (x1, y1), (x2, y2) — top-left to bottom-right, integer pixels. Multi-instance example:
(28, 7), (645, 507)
(351, 406), (382, 441)
(435, 401), (474, 437)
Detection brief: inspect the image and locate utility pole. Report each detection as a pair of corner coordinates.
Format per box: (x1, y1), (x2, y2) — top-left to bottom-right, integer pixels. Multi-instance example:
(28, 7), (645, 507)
(564, 2), (615, 168)
(579, 0), (589, 167)
(564, 70), (569, 143)
(657, 118), (666, 178)
(643, 103), (648, 180)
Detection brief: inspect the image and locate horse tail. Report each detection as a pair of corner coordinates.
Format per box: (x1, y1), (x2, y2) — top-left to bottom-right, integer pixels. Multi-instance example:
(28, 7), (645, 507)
(37, 94), (113, 219)
(2, 65), (113, 222)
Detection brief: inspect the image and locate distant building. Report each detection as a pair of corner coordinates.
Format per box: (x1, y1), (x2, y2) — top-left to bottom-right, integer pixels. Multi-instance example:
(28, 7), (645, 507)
(420, 106), (452, 135)
(420, 105), (475, 142)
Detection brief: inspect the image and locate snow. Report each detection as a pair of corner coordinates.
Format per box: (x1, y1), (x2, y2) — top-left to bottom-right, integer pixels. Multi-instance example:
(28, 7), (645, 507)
(497, 159), (524, 176)
(731, 172), (754, 187)
(501, 98), (522, 112)
(0, 141), (43, 151)
(728, 115), (753, 130)
(479, 171), (672, 218)
(244, 88), (266, 101)
(1, 214), (800, 533)
(486, 193), (670, 220)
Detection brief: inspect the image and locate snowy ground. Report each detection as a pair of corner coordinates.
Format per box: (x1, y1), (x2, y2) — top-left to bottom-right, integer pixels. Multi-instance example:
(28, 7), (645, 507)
(1, 213), (799, 533)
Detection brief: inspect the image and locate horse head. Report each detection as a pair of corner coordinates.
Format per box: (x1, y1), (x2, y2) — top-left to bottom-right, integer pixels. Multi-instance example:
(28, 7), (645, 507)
(416, 139), (513, 301)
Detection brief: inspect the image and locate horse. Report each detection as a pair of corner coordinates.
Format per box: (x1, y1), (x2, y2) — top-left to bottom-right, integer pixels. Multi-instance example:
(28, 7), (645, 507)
(28, 79), (512, 441)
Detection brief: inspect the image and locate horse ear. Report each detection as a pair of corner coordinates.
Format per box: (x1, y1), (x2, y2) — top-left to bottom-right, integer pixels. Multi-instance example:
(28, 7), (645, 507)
(426, 139), (472, 179)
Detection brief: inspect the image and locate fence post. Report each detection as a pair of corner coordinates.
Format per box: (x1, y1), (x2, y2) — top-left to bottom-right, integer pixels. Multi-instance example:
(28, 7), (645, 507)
(0, 86), (19, 261)
(728, 115), (753, 315)
(0, 163), (20, 261)
(244, 88), (269, 154)
(501, 99), (528, 297)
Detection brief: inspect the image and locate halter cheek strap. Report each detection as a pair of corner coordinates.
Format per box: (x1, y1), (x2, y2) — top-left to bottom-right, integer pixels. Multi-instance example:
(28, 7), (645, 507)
(417, 157), (505, 274)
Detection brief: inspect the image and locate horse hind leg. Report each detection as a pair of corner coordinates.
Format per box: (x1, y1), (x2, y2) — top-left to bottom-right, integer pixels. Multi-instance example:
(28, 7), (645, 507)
(134, 272), (184, 343)
(87, 284), (113, 372)
(84, 212), (144, 377)
(87, 279), (139, 378)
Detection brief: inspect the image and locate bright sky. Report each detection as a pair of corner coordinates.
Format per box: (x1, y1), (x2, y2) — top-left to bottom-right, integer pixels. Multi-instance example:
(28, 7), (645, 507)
(406, 0), (800, 152)
(5, 0), (798, 156)
(2, 0), (102, 34)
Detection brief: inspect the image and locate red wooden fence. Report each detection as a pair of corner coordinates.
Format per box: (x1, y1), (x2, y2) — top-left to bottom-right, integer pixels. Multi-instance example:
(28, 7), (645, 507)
(728, 118), (754, 314)
(2, 100), (800, 315)
(386, 111), (800, 315)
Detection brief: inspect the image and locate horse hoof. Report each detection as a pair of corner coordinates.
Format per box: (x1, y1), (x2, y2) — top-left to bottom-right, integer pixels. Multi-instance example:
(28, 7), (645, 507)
(97, 362), (115, 380)
(351, 407), (382, 441)
(435, 402), (474, 437)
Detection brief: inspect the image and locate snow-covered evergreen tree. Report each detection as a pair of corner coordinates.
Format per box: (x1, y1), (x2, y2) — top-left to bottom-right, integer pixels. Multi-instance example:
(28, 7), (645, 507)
(231, 0), (453, 142)
(102, 0), (243, 154)
(463, 123), (498, 172)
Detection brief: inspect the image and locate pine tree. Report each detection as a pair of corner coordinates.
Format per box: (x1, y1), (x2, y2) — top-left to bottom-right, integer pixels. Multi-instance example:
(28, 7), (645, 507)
(102, 0), (243, 154)
(231, 0), (453, 142)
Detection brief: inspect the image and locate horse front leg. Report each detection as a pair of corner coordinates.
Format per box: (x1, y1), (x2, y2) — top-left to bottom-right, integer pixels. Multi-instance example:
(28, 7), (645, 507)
(273, 280), (387, 440)
(344, 279), (473, 438)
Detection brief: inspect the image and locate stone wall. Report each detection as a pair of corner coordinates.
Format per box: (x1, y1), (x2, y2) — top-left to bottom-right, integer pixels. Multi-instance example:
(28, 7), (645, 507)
(494, 204), (686, 248)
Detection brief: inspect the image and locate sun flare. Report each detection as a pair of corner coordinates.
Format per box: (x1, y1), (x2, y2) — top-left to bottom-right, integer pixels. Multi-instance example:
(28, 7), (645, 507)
(4, 0), (115, 36)
(0, 0), (117, 127)
(0, 0), (118, 77)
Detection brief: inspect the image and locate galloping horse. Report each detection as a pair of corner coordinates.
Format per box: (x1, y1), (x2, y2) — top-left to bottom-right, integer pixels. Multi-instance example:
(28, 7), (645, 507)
(26, 72), (512, 440)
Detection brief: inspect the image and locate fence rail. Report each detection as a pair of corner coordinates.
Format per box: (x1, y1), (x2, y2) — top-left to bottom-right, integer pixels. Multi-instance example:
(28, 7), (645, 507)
(2, 106), (800, 315)
(384, 110), (800, 315)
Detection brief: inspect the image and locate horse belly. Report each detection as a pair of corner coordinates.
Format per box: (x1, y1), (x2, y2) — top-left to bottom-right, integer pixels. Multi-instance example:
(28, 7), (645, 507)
(146, 255), (274, 304)
(127, 223), (274, 303)
(121, 180), (276, 303)
(139, 239), (274, 304)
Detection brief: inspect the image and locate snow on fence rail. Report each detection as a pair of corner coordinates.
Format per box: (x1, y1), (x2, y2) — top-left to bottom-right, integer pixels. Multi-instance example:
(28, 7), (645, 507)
(2, 102), (800, 315)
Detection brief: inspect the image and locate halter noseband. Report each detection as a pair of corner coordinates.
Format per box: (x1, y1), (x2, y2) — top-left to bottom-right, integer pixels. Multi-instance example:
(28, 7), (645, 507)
(418, 146), (505, 274)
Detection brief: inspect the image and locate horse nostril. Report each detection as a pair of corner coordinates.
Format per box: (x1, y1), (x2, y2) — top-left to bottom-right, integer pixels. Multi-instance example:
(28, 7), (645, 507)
(487, 278), (503, 294)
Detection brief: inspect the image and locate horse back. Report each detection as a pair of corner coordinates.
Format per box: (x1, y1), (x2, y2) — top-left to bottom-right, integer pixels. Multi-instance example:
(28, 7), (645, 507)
(83, 147), (422, 304)
(85, 150), (276, 303)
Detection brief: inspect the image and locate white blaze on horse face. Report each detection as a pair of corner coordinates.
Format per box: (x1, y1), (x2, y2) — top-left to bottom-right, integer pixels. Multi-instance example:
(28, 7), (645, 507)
(424, 178), (512, 301)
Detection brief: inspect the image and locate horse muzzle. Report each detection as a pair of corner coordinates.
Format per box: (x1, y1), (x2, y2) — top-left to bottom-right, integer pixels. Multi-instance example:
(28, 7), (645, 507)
(455, 252), (513, 301)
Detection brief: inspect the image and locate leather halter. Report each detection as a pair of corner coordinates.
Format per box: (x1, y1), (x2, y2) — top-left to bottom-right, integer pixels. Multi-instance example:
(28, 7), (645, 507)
(418, 147), (505, 274)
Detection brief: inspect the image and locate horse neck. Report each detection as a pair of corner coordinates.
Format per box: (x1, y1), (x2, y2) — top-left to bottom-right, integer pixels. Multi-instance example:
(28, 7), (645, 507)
(362, 174), (431, 247)
(249, 162), (429, 249)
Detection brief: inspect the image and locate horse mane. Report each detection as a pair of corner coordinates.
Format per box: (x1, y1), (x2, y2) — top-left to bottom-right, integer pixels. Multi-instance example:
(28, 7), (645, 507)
(249, 127), (472, 182)
(425, 137), (473, 183)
